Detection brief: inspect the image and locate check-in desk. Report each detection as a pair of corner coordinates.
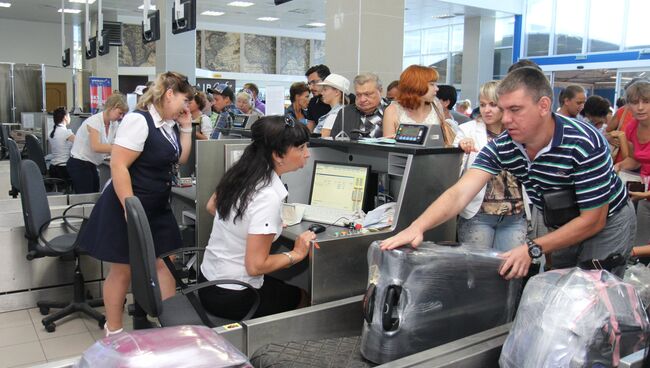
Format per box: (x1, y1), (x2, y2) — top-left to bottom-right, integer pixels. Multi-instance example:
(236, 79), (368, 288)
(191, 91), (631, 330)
(196, 138), (463, 305)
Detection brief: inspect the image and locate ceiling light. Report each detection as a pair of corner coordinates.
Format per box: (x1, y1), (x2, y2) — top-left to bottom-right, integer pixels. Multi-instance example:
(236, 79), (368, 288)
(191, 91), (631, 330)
(228, 1), (254, 7)
(258, 17), (278, 21)
(0, 2), (11, 7)
(433, 14), (456, 19)
(58, 8), (82, 13)
(68, 0), (96, 4)
(138, 4), (157, 10)
(305, 22), (325, 27)
(201, 10), (225, 16)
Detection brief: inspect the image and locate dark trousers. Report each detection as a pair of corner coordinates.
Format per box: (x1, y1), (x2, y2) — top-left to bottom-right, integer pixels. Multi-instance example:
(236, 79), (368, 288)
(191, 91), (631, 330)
(66, 157), (99, 194)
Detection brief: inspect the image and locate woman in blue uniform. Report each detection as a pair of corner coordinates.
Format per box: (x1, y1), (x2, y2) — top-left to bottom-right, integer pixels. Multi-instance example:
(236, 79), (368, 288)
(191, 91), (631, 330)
(79, 71), (194, 336)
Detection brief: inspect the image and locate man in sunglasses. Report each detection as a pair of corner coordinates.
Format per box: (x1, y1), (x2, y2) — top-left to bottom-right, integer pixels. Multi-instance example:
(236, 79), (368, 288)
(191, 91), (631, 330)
(304, 64), (332, 131)
(208, 83), (243, 139)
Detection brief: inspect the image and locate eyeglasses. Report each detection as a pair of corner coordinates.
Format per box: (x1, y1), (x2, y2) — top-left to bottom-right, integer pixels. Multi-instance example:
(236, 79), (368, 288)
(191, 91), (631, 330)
(284, 115), (296, 127)
(307, 79), (322, 86)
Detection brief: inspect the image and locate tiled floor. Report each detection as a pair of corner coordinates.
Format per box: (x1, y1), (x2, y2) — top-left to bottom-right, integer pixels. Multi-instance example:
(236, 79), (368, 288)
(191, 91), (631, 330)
(0, 304), (134, 368)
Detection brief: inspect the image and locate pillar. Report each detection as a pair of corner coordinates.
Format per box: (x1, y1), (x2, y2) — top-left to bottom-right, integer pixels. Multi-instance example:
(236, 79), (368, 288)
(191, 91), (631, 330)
(460, 16), (495, 104)
(155, 0), (196, 83)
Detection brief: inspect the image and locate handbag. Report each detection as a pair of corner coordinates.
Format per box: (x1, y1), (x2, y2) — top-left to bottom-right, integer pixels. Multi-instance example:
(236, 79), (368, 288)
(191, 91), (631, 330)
(542, 188), (580, 228)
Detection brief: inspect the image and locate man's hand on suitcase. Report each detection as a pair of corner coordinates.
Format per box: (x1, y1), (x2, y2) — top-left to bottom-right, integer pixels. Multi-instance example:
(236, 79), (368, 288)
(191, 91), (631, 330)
(380, 225), (423, 250)
(499, 245), (531, 280)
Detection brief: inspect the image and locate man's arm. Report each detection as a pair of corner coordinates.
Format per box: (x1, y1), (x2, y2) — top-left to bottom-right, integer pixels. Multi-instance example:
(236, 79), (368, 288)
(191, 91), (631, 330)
(381, 168), (492, 250)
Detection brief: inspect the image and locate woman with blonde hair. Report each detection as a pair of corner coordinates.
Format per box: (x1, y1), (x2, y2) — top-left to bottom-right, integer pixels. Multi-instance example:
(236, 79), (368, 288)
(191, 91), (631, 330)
(382, 65), (455, 145)
(66, 93), (128, 193)
(79, 71), (194, 336)
(453, 80), (526, 251)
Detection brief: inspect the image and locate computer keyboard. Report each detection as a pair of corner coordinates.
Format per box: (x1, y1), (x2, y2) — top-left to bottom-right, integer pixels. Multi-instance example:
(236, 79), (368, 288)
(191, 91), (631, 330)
(301, 205), (358, 226)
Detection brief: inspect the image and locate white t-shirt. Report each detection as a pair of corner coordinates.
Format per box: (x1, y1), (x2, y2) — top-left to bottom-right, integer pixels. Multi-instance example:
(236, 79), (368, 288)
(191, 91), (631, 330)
(70, 112), (119, 165)
(114, 105), (178, 153)
(199, 114), (213, 138)
(201, 172), (288, 290)
(313, 104), (342, 134)
(48, 125), (74, 165)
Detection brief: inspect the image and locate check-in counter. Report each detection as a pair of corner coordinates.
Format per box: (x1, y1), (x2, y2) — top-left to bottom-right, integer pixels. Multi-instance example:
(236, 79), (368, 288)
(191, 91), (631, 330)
(196, 138), (463, 305)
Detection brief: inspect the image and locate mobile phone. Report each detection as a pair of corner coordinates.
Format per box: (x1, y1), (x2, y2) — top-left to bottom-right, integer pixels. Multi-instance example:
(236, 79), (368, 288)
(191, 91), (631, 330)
(626, 181), (645, 192)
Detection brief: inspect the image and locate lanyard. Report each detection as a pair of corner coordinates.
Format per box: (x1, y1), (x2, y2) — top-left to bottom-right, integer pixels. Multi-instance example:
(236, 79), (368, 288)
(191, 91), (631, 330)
(159, 125), (179, 160)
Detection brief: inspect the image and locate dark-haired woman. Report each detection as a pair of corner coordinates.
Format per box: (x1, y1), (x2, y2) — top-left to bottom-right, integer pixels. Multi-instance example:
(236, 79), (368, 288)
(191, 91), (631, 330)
(48, 106), (75, 181)
(79, 71), (194, 336)
(199, 115), (316, 320)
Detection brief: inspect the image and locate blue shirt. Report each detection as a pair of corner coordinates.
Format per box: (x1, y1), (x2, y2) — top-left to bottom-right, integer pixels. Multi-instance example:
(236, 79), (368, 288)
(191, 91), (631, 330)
(472, 113), (627, 217)
(210, 104), (243, 139)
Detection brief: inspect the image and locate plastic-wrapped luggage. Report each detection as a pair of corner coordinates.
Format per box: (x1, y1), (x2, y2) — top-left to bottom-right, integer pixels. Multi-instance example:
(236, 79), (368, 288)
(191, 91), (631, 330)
(500, 268), (650, 368)
(360, 241), (522, 364)
(624, 263), (650, 309)
(76, 325), (252, 368)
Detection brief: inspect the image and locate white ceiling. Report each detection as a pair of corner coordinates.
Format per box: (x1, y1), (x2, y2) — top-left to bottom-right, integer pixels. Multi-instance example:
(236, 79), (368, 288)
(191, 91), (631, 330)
(0, 0), (515, 35)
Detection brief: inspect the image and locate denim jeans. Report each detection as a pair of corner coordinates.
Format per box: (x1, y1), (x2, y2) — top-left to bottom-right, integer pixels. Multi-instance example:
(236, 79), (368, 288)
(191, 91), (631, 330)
(458, 212), (528, 252)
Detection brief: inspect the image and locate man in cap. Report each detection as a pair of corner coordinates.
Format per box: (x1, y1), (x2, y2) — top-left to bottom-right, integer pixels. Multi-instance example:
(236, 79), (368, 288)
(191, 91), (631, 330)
(208, 83), (242, 139)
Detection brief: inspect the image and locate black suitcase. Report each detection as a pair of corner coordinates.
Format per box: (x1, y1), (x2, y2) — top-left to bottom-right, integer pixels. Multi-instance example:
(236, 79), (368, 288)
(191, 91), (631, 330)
(360, 241), (521, 364)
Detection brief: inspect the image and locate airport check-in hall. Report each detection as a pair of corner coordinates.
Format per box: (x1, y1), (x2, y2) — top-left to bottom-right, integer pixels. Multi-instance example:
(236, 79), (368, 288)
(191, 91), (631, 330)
(1, 0), (650, 367)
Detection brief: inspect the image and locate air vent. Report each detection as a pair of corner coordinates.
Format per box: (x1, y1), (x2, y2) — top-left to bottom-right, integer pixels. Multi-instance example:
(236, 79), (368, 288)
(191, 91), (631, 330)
(103, 21), (123, 46)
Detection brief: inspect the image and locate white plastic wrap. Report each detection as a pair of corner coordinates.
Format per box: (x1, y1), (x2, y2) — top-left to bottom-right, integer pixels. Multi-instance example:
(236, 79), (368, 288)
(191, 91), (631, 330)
(75, 325), (252, 368)
(625, 263), (650, 308)
(500, 268), (650, 368)
(360, 241), (522, 364)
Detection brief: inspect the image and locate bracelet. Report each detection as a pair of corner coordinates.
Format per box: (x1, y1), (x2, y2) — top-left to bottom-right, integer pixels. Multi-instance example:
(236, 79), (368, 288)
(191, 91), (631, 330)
(282, 251), (295, 268)
(179, 127), (192, 133)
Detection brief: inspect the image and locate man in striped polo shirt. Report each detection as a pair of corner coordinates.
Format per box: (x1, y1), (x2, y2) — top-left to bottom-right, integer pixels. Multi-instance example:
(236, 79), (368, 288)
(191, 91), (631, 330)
(382, 67), (635, 279)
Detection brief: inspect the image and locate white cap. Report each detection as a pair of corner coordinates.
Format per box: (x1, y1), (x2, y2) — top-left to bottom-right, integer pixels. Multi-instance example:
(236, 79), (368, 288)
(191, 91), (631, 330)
(317, 74), (350, 94)
(134, 85), (146, 96)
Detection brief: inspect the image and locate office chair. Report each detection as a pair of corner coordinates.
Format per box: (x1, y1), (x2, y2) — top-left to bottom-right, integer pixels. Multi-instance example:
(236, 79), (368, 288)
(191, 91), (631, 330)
(125, 196), (260, 328)
(7, 138), (21, 198)
(24, 134), (66, 193)
(19, 159), (105, 332)
(0, 124), (9, 160)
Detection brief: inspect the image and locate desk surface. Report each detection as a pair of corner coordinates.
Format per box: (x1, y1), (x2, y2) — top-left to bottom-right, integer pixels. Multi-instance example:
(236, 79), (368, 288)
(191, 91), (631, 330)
(171, 185), (196, 201)
(281, 220), (388, 243)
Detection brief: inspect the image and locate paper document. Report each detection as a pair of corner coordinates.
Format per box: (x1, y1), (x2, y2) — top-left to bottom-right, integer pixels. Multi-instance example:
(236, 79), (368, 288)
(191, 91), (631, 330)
(281, 203), (306, 226)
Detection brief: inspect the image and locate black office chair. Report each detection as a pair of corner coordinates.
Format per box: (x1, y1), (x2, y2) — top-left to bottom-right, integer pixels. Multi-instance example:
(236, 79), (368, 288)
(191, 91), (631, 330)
(125, 196), (260, 328)
(24, 134), (67, 193)
(7, 138), (21, 198)
(0, 124), (10, 160)
(19, 159), (105, 332)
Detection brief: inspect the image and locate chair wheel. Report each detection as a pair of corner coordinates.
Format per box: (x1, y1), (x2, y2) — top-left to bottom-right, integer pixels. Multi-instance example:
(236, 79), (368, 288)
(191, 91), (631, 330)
(39, 307), (50, 315)
(98, 317), (106, 330)
(44, 323), (56, 333)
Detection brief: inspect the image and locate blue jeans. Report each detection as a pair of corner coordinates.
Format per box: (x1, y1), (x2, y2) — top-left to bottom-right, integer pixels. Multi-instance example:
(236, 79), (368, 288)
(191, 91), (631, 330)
(458, 212), (527, 252)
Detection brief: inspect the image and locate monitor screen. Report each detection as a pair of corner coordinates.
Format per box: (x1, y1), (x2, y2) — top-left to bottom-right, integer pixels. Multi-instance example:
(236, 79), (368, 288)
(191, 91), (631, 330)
(309, 161), (370, 212)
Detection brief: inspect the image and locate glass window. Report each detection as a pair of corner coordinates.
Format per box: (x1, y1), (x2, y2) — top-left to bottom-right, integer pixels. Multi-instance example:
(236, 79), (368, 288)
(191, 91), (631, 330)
(403, 56), (421, 70)
(495, 17), (515, 48)
(626, 0), (650, 50)
(450, 52), (463, 85)
(588, 0), (623, 52)
(555, 0), (586, 54)
(422, 27), (449, 55)
(525, 0), (552, 56)
(451, 24), (464, 52)
(423, 54), (447, 83)
(493, 48), (513, 80)
(404, 30), (421, 56)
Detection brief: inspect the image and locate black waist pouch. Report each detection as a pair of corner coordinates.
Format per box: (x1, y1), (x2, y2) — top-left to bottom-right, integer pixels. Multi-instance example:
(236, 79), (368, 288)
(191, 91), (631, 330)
(542, 188), (580, 228)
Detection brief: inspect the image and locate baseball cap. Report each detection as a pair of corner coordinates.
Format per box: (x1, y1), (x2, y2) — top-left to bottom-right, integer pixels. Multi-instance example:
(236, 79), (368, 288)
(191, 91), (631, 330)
(317, 74), (350, 94)
(133, 85), (147, 96)
(207, 83), (235, 101)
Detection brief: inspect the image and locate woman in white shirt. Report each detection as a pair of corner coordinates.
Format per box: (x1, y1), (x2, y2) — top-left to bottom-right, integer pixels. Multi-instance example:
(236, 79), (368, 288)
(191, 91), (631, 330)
(48, 106), (74, 181)
(199, 115), (316, 320)
(66, 93), (128, 193)
(313, 74), (349, 137)
(191, 91), (213, 140)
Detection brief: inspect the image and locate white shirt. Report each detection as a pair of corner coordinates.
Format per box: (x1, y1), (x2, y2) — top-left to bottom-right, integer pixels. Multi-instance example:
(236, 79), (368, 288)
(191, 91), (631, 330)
(70, 112), (119, 165)
(314, 104), (342, 133)
(114, 105), (178, 152)
(201, 172), (288, 290)
(199, 114), (213, 138)
(48, 125), (74, 166)
(453, 119), (488, 219)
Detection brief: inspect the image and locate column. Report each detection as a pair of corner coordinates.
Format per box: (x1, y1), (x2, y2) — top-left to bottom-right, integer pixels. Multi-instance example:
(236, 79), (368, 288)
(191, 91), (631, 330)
(324, 0), (404, 91)
(155, 0), (196, 83)
(460, 16), (495, 104)
(93, 9), (119, 91)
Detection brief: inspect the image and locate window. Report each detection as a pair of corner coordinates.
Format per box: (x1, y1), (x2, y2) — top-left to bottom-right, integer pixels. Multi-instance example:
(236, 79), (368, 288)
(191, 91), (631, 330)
(588, 0), (623, 52)
(525, 0), (552, 56)
(554, 0), (586, 54)
(495, 17), (515, 48)
(422, 27), (449, 54)
(404, 30), (421, 56)
(625, 0), (650, 50)
(423, 54), (447, 83)
(493, 48), (513, 80)
(402, 21), (462, 85)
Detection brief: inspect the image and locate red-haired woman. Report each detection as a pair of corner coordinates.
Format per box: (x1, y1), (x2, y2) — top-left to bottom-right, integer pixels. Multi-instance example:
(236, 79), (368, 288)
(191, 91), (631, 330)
(382, 65), (455, 145)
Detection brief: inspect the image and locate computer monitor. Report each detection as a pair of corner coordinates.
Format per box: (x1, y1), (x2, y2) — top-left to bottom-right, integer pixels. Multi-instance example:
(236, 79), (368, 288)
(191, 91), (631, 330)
(309, 161), (370, 212)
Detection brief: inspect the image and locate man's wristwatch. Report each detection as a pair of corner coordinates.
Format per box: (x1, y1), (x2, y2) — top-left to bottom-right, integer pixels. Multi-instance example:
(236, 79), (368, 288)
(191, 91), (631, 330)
(526, 238), (543, 259)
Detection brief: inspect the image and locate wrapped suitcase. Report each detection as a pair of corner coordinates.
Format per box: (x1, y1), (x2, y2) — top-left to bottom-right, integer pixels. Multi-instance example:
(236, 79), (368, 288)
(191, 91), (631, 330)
(500, 268), (650, 368)
(360, 241), (521, 364)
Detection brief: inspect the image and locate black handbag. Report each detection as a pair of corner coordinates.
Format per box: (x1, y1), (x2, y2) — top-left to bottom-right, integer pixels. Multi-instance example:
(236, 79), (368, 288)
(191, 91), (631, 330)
(542, 188), (580, 228)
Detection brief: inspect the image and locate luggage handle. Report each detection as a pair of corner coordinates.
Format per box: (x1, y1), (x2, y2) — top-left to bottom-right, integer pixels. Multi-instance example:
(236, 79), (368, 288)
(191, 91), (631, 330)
(363, 284), (376, 324)
(382, 285), (402, 331)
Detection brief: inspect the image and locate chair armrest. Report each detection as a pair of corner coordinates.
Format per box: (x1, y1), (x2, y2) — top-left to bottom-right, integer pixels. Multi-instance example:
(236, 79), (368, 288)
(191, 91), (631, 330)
(159, 247), (206, 259)
(37, 214), (88, 254)
(63, 202), (95, 232)
(160, 247), (207, 289)
(181, 279), (260, 321)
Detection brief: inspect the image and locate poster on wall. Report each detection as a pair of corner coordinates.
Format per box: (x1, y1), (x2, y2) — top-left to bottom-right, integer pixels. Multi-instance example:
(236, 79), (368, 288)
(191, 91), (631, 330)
(89, 77), (112, 114)
(196, 78), (237, 93)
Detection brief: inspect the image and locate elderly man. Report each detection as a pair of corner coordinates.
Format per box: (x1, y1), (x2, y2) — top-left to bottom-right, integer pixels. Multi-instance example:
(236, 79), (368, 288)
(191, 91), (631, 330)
(330, 72), (389, 138)
(382, 67), (635, 279)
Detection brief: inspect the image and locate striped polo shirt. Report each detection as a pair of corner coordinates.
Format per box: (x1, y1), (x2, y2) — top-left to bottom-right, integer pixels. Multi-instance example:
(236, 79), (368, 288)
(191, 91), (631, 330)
(472, 113), (627, 217)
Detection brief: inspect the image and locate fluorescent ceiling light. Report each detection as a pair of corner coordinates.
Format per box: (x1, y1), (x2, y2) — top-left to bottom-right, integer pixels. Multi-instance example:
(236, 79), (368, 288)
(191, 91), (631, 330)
(201, 10), (225, 16)
(305, 22), (325, 27)
(0, 2), (11, 7)
(68, 0), (96, 4)
(58, 8), (82, 13)
(138, 4), (157, 10)
(228, 1), (254, 7)
(258, 17), (279, 21)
